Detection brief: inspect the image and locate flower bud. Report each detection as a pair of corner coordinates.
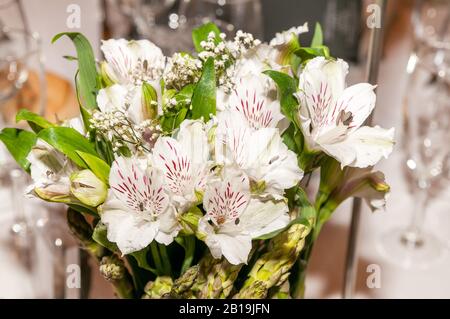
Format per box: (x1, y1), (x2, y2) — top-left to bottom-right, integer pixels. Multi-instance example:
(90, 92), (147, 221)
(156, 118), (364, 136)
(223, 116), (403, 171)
(70, 170), (107, 207)
(179, 207), (203, 236)
(34, 183), (71, 203)
(99, 255), (125, 281)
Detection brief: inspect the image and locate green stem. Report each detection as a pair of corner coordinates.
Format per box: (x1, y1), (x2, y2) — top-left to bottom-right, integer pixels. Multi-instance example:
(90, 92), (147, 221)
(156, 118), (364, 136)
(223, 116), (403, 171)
(180, 236), (196, 275)
(150, 242), (164, 275)
(158, 243), (172, 276)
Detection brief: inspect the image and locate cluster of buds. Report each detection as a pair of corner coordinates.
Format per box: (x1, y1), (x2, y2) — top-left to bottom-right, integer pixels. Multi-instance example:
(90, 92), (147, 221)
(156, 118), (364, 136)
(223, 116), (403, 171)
(90, 110), (161, 154)
(99, 255), (126, 281)
(229, 30), (261, 57)
(163, 53), (202, 90)
(164, 31), (261, 94)
(201, 31), (261, 93)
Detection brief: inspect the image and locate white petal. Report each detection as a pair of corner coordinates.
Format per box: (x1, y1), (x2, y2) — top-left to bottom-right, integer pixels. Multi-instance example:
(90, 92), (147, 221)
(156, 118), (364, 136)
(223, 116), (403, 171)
(239, 198), (289, 238)
(320, 126), (395, 168)
(217, 232), (252, 265)
(96, 84), (128, 113)
(226, 75), (284, 129)
(245, 129), (303, 194)
(63, 116), (85, 135)
(128, 40), (165, 76)
(101, 39), (135, 84)
(176, 120), (209, 166)
(155, 207), (180, 245)
(124, 86), (145, 124)
(198, 217), (252, 265)
(334, 83), (376, 129)
(101, 202), (158, 255)
(203, 169), (250, 225)
(297, 57), (348, 135)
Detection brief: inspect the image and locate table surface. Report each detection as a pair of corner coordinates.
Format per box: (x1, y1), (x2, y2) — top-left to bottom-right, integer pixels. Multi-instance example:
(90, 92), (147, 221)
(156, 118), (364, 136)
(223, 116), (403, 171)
(0, 0), (449, 299)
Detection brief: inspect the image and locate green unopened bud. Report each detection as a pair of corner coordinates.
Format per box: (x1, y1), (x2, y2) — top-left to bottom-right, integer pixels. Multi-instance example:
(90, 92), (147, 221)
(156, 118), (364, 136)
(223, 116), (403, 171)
(34, 184), (71, 203)
(100, 255), (125, 281)
(142, 82), (158, 120)
(143, 276), (173, 299)
(100, 61), (115, 86)
(179, 206), (203, 235)
(70, 170), (107, 207)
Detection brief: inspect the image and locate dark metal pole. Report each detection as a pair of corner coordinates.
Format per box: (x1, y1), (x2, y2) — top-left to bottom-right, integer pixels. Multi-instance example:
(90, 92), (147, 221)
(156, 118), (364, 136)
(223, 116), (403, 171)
(342, 0), (387, 299)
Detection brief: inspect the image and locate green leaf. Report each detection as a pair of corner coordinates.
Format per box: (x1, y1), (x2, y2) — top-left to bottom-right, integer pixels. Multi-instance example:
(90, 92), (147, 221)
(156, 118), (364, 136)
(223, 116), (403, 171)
(37, 127), (98, 168)
(192, 22), (221, 52)
(76, 151), (110, 184)
(16, 109), (55, 133)
(263, 70), (298, 121)
(92, 222), (119, 252)
(52, 32), (99, 110)
(191, 58), (216, 121)
(175, 84), (195, 102)
(150, 241), (165, 275)
(0, 128), (37, 172)
(282, 123), (302, 154)
(67, 203), (98, 216)
(142, 82), (158, 120)
(160, 108), (188, 133)
(63, 55), (78, 61)
(130, 246), (158, 274)
(295, 46), (329, 63)
(311, 22), (323, 47)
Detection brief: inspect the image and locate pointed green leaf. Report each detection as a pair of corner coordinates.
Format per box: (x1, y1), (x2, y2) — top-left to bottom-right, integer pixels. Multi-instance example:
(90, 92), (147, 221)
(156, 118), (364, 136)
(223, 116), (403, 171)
(37, 127), (98, 168)
(192, 22), (221, 52)
(263, 70), (298, 121)
(92, 222), (118, 252)
(52, 32), (99, 110)
(311, 22), (323, 47)
(191, 58), (216, 121)
(76, 151), (110, 184)
(130, 246), (158, 274)
(0, 128), (37, 173)
(16, 109), (56, 133)
(142, 82), (158, 120)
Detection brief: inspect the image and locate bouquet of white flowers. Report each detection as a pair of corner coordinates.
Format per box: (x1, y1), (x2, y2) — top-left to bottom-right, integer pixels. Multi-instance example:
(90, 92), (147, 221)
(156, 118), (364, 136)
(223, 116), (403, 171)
(0, 22), (394, 299)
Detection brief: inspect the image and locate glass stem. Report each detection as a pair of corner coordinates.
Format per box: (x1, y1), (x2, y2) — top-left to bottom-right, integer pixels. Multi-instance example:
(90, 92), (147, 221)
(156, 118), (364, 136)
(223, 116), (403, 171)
(401, 186), (428, 248)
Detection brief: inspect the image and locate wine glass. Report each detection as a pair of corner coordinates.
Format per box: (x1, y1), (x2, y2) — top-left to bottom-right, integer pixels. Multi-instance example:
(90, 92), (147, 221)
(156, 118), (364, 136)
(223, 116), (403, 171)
(378, 0), (450, 268)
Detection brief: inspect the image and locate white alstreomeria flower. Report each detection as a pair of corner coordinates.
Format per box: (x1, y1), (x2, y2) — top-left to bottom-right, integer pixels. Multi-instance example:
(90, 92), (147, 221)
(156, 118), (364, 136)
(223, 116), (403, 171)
(296, 57), (395, 168)
(96, 84), (145, 124)
(215, 126), (303, 197)
(27, 139), (74, 201)
(217, 74), (284, 129)
(101, 39), (165, 117)
(101, 39), (165, 86)
(151, 120), (210, 210)
(198, 170), (289, 265)
(100, 156), (179, 255)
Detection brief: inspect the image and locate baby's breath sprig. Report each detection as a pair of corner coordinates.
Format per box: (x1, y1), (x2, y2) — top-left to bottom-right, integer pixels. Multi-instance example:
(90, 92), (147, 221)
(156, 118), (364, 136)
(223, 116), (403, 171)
(89, 110), (161, 154)
(163, 30), (261, 94)
(164, 53), (203, 90)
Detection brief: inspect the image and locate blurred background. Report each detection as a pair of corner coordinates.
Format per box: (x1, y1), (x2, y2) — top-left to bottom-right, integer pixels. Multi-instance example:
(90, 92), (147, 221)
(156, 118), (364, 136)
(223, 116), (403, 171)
(0, 0), (449, 298)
